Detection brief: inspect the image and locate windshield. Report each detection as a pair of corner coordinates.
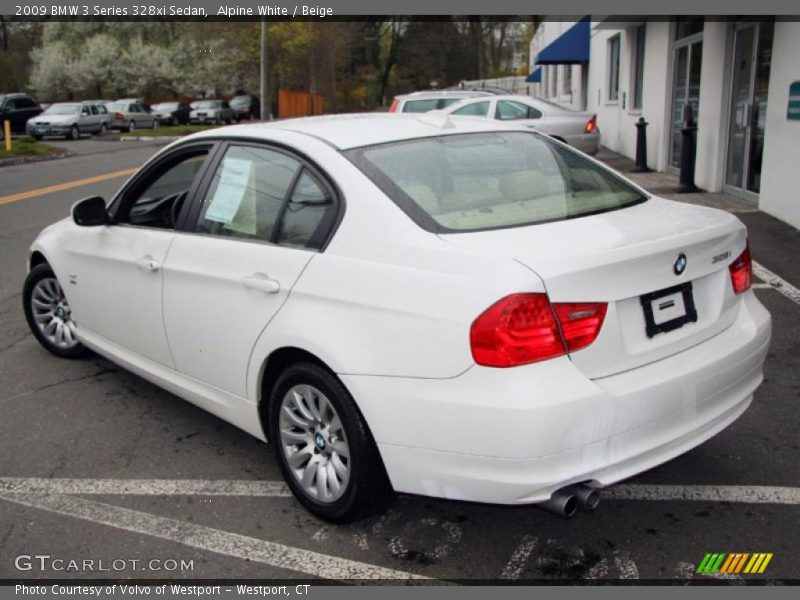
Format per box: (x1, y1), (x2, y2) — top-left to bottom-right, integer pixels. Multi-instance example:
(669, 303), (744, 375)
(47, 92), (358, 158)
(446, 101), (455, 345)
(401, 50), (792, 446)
(230, 96), (249, 104)
(45, 103), (80, 115)
(107, 102), (127, 111)
(153, 102), (178, 110)
(346, 131), (647, 232)
(195, 101), (218, 109)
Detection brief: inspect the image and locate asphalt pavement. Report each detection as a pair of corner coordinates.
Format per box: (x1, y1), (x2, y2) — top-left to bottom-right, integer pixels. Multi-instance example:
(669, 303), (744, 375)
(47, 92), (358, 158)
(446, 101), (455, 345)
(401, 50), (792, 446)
(0, 140), (798, 583)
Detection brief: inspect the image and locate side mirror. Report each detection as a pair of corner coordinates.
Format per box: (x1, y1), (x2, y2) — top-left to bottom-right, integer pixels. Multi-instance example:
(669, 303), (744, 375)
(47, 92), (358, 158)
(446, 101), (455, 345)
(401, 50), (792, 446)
(72, 196), (108, 226)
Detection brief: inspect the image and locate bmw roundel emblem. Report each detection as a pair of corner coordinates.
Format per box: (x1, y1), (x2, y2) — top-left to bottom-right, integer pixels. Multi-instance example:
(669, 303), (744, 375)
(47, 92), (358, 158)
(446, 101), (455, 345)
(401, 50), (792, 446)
(674, 253), (687, 276)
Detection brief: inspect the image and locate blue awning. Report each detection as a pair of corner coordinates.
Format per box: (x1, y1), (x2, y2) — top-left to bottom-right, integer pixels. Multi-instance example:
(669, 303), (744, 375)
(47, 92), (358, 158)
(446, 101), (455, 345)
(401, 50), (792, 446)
(525, 67), (542, 83)
(535, 17), (590, 65)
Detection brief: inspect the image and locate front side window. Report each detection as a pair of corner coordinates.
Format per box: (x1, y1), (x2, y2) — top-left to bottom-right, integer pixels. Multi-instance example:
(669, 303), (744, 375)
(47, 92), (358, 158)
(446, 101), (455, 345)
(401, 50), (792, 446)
(347, 132), (646, 232)
(119, 151), (208, 229)
(452, 101), (490, 117)
(196, 145), (301, 242)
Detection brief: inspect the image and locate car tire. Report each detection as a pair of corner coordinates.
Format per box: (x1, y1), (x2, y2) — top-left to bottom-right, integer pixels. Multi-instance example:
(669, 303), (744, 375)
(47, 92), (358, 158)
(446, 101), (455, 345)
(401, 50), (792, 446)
(23, 264), (89, 359)
(32, 135), (43, 141)
(100, 123), (108, 135)
(68, 125), (79, 140)
(152, 118), (158, 129)
(128, 121), (136, 133)
(268, 362), (393, 523)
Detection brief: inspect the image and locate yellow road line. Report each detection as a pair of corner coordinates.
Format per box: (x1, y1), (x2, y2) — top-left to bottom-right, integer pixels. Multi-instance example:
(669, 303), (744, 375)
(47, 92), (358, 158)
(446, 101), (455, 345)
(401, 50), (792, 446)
(0, 167), (138, 206)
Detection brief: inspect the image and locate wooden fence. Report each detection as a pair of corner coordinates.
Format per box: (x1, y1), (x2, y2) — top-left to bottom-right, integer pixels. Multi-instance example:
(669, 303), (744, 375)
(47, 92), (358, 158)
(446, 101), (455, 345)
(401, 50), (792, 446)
(278, 90), (325, 118)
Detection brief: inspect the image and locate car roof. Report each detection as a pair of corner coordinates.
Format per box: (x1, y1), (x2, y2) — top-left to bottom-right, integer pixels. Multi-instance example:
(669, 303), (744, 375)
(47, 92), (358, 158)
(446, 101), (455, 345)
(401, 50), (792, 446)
(183, 112), (526, 150)
(396, 90), (492, 100)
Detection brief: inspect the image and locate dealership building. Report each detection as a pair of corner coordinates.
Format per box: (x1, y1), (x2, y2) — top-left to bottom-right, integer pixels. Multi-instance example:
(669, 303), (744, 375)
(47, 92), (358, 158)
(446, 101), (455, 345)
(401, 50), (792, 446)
(527, 17), (800, 229)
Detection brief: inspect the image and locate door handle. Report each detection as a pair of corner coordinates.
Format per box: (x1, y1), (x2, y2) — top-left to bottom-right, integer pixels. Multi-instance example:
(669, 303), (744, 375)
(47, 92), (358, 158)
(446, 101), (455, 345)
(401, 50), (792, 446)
(135, 255), (160, 272)
(241, 274), (280, 294)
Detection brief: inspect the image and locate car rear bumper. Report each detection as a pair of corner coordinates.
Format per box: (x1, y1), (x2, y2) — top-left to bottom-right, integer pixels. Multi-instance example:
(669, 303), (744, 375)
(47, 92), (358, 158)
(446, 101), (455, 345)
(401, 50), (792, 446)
(341, 291), (770, 505)
(566, 132), (601, 155)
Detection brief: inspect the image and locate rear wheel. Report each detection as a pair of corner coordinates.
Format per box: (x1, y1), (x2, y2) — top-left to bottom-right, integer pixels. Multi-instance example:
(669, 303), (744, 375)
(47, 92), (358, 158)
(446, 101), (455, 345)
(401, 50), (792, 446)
(269, 362), (393, 523)
(23, 264), (88, 359)
(127, 120), (136, 133)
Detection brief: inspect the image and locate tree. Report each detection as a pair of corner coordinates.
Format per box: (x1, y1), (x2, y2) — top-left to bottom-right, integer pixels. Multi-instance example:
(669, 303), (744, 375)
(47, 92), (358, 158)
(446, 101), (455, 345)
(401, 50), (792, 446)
(74, 34), (120, 98)
(29, 41), (78, 100)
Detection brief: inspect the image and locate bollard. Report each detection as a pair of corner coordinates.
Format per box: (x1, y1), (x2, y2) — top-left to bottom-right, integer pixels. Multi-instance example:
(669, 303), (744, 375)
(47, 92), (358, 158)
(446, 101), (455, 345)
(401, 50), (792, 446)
(631, 117), (652, 173)
(3, 120), (10, 152)
(675, 104), (699, 193)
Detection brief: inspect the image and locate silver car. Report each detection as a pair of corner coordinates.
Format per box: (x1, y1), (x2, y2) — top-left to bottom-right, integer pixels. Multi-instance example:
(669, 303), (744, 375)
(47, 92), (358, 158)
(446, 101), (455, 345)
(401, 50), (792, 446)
(443, 94), (601, 155)
(189, 100), (235, 125)
(26, 102), (109, 140)
(106, 99), (158, 132)
(389, 90), (492, 113)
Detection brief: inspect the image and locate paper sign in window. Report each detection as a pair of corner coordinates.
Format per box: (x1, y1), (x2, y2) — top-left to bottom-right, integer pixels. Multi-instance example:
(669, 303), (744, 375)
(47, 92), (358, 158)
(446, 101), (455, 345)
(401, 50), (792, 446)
(204, 157), (255, 234)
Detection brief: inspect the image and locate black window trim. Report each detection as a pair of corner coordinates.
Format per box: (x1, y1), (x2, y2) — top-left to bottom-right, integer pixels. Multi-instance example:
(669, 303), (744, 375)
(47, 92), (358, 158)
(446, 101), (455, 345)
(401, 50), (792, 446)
(185, 138), (345, 253)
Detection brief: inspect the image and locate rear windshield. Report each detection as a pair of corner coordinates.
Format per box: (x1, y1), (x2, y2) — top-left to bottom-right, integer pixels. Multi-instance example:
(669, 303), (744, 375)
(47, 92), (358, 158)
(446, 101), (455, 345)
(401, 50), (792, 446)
(346, 131), (646, 232)
(401, 98), (465, 113)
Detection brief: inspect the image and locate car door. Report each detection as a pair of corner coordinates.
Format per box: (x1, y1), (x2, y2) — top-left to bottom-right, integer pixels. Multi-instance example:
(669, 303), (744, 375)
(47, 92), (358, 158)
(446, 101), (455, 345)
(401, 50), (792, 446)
(162, 142), (340, 398)
(67, 143), (215, 367)
(78, 104), (93, 130)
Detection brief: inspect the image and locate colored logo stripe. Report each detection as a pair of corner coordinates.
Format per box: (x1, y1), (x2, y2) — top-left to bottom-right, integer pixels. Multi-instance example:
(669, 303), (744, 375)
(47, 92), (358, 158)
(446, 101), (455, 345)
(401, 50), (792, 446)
(697, 553), (772, 574)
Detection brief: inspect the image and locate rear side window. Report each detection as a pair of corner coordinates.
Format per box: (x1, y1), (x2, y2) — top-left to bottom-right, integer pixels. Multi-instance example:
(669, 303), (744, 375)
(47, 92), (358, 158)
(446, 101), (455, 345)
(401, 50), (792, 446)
(196, 145), (300, 241)
(347, 131), (646, 232)
(496, 100), (542, 120)
(452, 101), (490, 117)
(276, 172), (337, 250)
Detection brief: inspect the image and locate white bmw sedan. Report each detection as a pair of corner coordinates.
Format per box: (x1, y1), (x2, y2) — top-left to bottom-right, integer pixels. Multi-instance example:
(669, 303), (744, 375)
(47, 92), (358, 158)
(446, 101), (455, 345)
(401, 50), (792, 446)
(23, 114), (771, 522)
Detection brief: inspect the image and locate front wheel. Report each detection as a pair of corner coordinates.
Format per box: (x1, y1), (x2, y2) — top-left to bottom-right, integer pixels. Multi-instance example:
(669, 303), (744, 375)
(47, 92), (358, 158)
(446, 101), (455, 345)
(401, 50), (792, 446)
(67, 125), (79, 140)
(269, 362), (393, 523)
(23, 264), (88, 359)
(99, 123), (108, 135)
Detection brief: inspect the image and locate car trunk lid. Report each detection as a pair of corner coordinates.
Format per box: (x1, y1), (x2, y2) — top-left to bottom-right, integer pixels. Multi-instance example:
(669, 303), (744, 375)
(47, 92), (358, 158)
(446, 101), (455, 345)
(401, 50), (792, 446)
(440, 197), (747, 378)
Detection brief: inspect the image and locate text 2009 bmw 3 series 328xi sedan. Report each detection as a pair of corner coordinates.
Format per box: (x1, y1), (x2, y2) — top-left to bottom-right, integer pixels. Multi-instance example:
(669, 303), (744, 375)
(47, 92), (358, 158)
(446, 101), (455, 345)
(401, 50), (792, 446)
(23, 113), (771, 522)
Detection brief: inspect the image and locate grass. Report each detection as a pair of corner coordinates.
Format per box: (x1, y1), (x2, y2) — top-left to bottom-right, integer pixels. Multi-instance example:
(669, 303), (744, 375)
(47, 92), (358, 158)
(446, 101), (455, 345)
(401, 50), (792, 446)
(119, 124), (221, 138)
(0, 137), (61, 160)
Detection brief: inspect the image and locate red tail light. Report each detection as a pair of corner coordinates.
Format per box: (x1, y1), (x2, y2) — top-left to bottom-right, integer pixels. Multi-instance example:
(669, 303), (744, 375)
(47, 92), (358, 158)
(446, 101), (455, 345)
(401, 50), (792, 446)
(552, 302), (608, 352)
(114, 112), (124, 120)
(389, 99), (399, 113)
(584, 114), (597, 134)
(470, 293), (607, 367)
(729, 243), (752, 294)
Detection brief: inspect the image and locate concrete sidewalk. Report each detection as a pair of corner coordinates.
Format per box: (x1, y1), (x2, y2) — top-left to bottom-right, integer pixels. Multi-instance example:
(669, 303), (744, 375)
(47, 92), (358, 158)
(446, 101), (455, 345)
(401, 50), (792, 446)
(596, 147), (800, 289)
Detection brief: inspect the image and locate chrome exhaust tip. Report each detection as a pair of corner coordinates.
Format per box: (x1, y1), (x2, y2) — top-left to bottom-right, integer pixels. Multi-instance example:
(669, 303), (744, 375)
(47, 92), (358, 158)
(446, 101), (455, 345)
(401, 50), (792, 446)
(539, 489), (578, 518)
(564, 483), (601, 512)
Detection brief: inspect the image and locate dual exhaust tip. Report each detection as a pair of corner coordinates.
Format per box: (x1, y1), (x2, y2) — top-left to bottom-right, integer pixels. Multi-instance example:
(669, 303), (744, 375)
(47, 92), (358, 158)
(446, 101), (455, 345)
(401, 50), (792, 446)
(539, 483), (600, 518)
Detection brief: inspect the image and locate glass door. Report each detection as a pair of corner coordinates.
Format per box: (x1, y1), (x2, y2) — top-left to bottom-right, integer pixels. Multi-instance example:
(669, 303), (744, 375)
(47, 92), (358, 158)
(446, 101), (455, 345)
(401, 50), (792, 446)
(724, 22), (774, 202)
(669, 38), (703, 169)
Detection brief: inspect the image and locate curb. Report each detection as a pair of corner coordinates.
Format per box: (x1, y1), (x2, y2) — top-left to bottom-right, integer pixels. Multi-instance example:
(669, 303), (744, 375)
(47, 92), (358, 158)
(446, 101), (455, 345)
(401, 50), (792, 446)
(0, 149), (73, 168)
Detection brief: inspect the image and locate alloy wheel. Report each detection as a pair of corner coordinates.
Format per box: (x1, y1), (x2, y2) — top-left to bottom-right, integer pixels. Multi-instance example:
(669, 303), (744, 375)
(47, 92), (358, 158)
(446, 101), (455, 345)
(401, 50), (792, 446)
(30, 277), (79, 350)
(278, 384), (351, 503)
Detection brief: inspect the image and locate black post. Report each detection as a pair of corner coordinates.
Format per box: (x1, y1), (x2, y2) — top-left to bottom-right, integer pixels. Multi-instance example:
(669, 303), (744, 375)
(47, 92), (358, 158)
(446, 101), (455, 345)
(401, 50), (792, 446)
(675, 104), (699, 193)
(631, 117), (652, 173)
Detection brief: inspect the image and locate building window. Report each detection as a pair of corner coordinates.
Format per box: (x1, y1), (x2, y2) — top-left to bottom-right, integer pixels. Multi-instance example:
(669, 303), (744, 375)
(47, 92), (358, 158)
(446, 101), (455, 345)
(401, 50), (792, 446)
(631, 25), (646, 110)
(563, 65), (572, 96)
(675, 17), (704, 41)
(551, 66), (559, 97)
(607, 35), (621, 102)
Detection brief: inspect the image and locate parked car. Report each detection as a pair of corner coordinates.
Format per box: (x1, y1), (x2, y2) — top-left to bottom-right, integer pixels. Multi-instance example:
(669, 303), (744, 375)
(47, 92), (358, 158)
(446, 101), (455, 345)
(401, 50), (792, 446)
(151, 101), (191, 126)
(388, 90), (492, 113)
(189, 100), (235, 125)
(26, 101), (109, 140)
(443, 94), (601, 155)
(0, 93), (42, 137)
(106, 99), (158, 132)
(23, 114), (770, 523)
(229, 94), (260, 121)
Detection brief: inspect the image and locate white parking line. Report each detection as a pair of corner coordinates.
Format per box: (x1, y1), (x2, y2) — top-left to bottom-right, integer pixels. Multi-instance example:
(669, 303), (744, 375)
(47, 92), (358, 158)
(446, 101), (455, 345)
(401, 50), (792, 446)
(753, 261), (800, 305)
(605, 484), (800, 504)
(0, 491), (428, 581)
(500, 535), (537, 580)
(0, 477), (291, 497)
(3, 478), (799, 505)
